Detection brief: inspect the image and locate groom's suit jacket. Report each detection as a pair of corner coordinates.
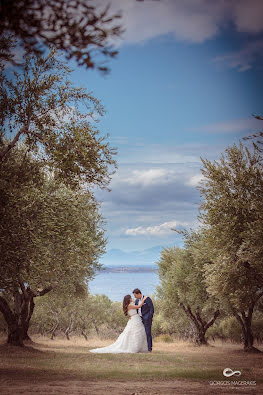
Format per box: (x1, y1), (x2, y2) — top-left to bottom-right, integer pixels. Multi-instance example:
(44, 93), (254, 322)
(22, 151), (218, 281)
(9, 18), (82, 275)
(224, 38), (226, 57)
(135, 296), (154, 321)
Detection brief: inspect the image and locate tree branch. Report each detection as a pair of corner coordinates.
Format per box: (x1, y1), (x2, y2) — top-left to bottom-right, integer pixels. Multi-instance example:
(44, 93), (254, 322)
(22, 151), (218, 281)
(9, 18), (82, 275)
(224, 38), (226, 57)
(231, 306), (246, 334)
(26, 294), (35, 325)
(19, 279), (28, 300)
(196, 306), (206, 327)
(204, 310), (220, 331)
(180, 303), (200, 330)
(0, 124), (29, 160)
(33, 273), (64, 297)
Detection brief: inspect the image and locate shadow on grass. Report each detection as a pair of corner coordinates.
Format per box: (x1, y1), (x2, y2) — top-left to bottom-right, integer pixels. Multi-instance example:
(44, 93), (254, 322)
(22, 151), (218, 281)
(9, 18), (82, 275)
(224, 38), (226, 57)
(0, 365), (227, 382)
(0, 343), (46, 354)
(1, 339), (262, 384)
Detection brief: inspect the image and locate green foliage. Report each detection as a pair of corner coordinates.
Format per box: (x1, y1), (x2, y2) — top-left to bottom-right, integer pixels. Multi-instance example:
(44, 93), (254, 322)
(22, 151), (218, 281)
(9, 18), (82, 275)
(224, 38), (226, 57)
(218, 317), (242, 343)
(106, 301), (127, 334)
(151, 314), (164, 337)
(0, 46), (118, 345)
(154, 334), (174, 343)
(199, 142), (263, 311)
(30, 292), (127, 339)
(0, 144), (105, 298)
(158, 238), (219, 317)
(0, 48), (117, 189)
(206, 313), (263, 344)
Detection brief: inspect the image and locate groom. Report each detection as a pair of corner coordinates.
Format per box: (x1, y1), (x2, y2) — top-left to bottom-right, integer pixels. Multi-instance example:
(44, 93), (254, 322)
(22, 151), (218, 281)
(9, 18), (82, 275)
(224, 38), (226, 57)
(133, 288), (154, 352)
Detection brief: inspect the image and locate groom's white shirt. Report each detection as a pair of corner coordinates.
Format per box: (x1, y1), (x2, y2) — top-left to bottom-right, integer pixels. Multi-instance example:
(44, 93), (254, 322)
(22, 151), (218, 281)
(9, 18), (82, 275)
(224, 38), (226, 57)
(138, 295), (143, 317)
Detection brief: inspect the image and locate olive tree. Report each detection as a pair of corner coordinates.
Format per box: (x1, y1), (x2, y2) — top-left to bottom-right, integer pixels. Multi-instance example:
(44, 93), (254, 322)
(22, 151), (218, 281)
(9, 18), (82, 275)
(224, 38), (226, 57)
(0, 47), (117, 189)
(199, 142), (263, 352)
(157, 232), (220, 345)
(0, 145), (106, 345)
(31, 292), (126, 340)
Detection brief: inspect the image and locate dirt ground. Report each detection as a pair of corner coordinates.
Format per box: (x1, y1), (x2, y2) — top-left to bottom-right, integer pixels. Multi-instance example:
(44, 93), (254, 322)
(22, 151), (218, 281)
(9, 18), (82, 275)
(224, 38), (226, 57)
(1, 336), (262, 395)
(0, 377), (261, 395)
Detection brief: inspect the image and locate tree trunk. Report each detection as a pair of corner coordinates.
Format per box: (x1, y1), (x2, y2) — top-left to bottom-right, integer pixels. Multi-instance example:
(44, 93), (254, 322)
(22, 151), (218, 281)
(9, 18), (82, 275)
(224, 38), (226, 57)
(51, 324), (58, 340)
(1, 279), (60, 346)
(7, 318), (24, 346)
(81, 330), (88, 341)
(13, 285), (36, 342)
(1, 285), (37, 346)
(0, 295), (24, 346)
(232, 306), (261, 353)
(196, 328), (207, 345)
(180, 303), (220, 346)
(64, 315), (74, 340)
(48, 312), (60, 340)
(92, 320), (99, 335)
(18, 281), (57, 342)
(21, 293), (35, 342)
(22, 322), (33, 342)
(65, 328), (71, 340)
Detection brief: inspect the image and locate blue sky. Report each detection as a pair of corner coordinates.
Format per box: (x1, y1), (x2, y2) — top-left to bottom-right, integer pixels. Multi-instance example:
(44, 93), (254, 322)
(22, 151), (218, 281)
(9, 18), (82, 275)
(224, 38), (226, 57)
(70, 0), (263, 264)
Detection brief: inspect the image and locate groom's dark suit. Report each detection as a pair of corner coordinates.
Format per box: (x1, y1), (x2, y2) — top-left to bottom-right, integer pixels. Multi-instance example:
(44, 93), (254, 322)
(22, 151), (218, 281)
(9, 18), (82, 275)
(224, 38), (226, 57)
(135, 296), (154, 351)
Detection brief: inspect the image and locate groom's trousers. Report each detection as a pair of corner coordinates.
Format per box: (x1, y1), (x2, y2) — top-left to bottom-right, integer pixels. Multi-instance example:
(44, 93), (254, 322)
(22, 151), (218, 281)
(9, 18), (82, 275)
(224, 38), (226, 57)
(142, 318), (152, 351)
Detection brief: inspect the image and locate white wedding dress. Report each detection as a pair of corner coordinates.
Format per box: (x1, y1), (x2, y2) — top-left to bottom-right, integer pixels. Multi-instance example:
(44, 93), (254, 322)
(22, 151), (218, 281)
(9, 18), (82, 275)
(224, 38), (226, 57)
(90, 308), (148, 353)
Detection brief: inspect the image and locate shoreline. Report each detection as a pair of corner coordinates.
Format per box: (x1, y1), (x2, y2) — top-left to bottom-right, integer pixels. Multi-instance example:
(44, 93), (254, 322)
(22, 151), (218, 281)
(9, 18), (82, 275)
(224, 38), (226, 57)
(100, 266), (158, 273)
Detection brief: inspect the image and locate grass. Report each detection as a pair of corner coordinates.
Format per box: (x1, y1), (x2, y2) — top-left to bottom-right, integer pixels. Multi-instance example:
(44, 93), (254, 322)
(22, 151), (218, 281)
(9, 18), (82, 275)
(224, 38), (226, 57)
(1, 336), (262, 381)
(0, 336), (262, 394)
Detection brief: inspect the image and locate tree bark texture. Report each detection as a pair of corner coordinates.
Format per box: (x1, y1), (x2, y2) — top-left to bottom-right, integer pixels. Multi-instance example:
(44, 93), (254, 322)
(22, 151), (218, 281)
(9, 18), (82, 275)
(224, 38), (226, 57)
(0, 280), (56, 346)
(232, 305), (261, 353)
(180, 303), (220, 345)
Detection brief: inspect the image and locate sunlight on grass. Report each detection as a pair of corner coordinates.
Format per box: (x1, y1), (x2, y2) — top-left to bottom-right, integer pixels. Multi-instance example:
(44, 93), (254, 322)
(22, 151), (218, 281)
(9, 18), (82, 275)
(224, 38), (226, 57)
(1, 335), (262, 384)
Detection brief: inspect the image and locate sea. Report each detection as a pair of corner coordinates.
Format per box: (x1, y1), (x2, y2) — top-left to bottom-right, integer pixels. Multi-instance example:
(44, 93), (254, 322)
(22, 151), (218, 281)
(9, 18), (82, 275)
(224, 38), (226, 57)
(89, 267), (159, 302)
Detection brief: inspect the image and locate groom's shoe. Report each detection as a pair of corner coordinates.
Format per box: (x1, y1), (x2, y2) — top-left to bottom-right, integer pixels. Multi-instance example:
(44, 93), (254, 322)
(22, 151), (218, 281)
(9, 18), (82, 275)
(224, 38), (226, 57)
(148, 350), (152, 353)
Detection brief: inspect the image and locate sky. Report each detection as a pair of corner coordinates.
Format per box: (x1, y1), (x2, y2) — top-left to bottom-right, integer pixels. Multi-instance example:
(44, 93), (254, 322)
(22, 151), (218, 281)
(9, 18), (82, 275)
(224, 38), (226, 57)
(71, 0), (263, 265)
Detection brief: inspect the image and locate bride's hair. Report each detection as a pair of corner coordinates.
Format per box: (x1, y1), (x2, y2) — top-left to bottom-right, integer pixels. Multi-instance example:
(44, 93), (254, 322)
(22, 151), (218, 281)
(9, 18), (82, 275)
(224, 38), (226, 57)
(123, 294), (131, 316)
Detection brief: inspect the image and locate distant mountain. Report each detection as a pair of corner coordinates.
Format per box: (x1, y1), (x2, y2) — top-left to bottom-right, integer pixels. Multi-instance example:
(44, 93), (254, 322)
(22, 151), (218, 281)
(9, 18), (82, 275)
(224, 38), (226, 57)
(99, 244), (178, 267)
(103, 266), (158, 273)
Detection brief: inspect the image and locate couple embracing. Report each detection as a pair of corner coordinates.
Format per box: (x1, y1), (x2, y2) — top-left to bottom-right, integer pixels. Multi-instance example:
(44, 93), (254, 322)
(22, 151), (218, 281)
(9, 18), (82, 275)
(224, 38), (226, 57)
(90, 288), (154, 354)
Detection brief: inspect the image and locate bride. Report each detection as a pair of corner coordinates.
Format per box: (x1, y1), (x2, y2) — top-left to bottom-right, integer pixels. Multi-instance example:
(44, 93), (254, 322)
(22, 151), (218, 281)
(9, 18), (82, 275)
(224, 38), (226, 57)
(90, 294), (148, 353)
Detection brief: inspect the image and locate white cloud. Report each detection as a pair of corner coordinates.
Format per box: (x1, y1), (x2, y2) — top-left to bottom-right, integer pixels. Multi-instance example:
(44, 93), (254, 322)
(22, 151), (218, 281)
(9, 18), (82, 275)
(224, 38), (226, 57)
(110, 0), (225, 45)
(186, 174), (204, 187)
(126, 168), (176, 186)
(94, 140), (238, 250)
(108, 0), (263, 47)
(125, 220), (180, 236)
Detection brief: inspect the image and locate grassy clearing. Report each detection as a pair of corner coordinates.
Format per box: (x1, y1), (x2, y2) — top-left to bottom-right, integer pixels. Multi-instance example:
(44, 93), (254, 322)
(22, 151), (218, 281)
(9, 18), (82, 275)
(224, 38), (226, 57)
(0, 335), (262, 384)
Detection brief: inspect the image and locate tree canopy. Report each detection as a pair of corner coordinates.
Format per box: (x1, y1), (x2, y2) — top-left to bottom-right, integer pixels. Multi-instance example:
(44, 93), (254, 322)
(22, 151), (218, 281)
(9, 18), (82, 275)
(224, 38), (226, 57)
(0, 144), (106, 345)
(199, 142), (263, 351)
(0, 0), (123, 71)
(0, 48), (117, 188)
(157, 232), (220, 345)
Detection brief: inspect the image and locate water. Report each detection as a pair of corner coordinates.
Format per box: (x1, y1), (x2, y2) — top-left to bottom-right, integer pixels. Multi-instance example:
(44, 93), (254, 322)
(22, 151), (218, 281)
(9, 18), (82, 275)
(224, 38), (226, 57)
(89, 270), (159, 301)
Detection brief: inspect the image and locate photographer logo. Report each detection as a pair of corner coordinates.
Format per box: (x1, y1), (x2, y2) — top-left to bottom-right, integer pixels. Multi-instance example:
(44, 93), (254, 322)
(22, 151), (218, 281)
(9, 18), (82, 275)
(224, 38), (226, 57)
(223, 368), (241, 377)
(209, 367), (256, 387)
